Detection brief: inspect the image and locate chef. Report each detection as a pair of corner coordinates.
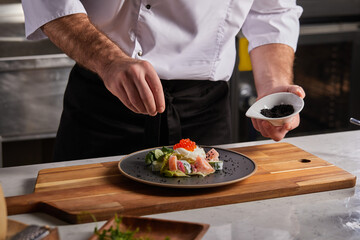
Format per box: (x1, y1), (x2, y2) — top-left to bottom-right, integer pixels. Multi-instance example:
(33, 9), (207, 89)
(21, 0), (306, 161)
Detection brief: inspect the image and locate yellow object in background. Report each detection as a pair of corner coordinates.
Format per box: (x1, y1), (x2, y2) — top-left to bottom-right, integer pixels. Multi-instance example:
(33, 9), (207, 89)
(238, 37), (252, 71)
(0, 184), (7, 240)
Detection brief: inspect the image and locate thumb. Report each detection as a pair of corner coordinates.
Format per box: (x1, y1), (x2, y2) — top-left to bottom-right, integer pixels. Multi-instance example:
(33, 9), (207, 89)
(287, 85), (306, 99)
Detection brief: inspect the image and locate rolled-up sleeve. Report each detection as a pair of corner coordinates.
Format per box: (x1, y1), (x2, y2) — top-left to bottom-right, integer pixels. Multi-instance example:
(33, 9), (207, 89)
(22, 0), (87, 40)
(242, 0), (303, 52)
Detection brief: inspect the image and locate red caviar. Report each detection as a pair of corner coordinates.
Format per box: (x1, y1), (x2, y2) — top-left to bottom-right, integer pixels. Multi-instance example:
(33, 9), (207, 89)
(173, 138), (196, 151)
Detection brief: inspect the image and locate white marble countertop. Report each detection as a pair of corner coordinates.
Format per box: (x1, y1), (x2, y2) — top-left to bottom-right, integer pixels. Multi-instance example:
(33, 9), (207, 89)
(1, 130), (360, 240)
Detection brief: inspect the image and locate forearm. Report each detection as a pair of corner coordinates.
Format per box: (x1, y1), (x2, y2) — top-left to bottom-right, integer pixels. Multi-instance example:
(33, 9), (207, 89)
(42, 13), (165, 116)
(249, 43), (295, 98)
(41, 13), (128, 75)
(249, 43), (305, 141)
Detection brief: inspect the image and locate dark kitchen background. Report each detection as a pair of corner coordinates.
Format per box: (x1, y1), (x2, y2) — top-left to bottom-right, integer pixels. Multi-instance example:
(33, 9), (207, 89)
(0, 0), (360, 167)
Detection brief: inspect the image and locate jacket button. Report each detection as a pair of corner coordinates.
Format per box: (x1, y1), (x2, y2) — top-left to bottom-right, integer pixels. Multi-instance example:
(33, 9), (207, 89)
(145, 4), (151, 9)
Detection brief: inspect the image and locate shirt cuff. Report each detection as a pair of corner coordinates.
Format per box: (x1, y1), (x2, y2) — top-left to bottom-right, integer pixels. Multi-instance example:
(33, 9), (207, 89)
(247, 37), (299, 53)
(242, 1), (303, 52)
(22, 0), (87, 40)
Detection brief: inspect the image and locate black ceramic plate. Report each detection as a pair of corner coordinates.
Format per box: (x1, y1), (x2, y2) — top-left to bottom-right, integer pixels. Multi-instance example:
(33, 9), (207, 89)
(118, 146), (257, 188)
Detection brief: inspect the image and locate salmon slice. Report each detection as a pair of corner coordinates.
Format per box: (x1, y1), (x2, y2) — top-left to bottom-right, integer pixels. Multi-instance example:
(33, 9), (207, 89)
(205, 148), (219, 161)
(168, 154), (178, 171)
(177, 161), (186, 173)
(194, 156), (215, 174)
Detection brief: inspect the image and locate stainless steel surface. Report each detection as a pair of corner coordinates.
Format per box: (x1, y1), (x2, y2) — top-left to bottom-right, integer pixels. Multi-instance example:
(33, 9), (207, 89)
(0, 2), (23, 24)
(0, 55), (74, 141)
(300, 22), (360, 36)
(0, 3), (74, 166)
(0, 54), (74, 72)
(0, 3), (62, 57)
(350, 118), (360, 126)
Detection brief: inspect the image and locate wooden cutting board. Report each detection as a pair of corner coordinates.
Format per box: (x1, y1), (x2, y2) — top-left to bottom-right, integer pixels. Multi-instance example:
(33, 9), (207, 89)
(6, 143), (356, 224)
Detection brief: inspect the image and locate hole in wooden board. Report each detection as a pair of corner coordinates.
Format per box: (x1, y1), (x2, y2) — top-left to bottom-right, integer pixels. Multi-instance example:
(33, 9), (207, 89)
(300, 159), (311, 163)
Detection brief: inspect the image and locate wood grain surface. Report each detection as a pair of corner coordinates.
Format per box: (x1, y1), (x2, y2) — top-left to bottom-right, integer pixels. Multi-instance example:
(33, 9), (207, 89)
(88, 215), (209, 240)
(6, 143), (356, 224)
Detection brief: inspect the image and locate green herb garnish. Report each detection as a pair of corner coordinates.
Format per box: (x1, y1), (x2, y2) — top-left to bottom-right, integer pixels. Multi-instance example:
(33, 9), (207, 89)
(145, 147), (174, 165)
(94, 214), (170, 240)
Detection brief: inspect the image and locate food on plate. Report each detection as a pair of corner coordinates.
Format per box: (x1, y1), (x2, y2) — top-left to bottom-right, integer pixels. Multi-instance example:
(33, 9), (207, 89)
(145, 138), (223, 177)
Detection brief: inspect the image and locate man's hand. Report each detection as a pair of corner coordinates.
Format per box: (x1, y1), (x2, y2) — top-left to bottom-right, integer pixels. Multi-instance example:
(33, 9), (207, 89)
(251, 85), (305, 141)
(42, 13), (165, 116)
(249, 43), (305, 141)
(100, 57), (165, 116)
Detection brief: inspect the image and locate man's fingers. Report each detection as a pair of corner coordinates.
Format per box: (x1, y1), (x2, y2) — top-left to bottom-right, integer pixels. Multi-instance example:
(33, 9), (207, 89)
(251, 85), (305, 141)
(251, 118), (260, 132)
(261, 121), (286, 141)
(144, 64), (165, 114)
(133, 79), (158, 116)
(287, 85), (306, 99)
(253, 117), (300, 141)
(116, 85), (142, 114)
(121, 78), (148, 114)
(126, 61), (165, 116)
(262, 115), (300, 141)
(260, 121), (273, 139)
(102, 59), (165, 116)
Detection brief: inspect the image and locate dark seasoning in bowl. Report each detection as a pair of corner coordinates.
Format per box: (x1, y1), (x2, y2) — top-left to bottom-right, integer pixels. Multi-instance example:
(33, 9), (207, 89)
(261, 104), (294, 118)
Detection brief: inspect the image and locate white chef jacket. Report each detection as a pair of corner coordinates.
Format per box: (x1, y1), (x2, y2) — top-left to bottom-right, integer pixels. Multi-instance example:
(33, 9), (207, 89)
(21, 0), (302, 81)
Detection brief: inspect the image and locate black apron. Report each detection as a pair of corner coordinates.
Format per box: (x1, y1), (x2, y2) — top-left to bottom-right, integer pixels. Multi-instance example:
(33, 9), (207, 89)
(53, 64), (232, 161)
